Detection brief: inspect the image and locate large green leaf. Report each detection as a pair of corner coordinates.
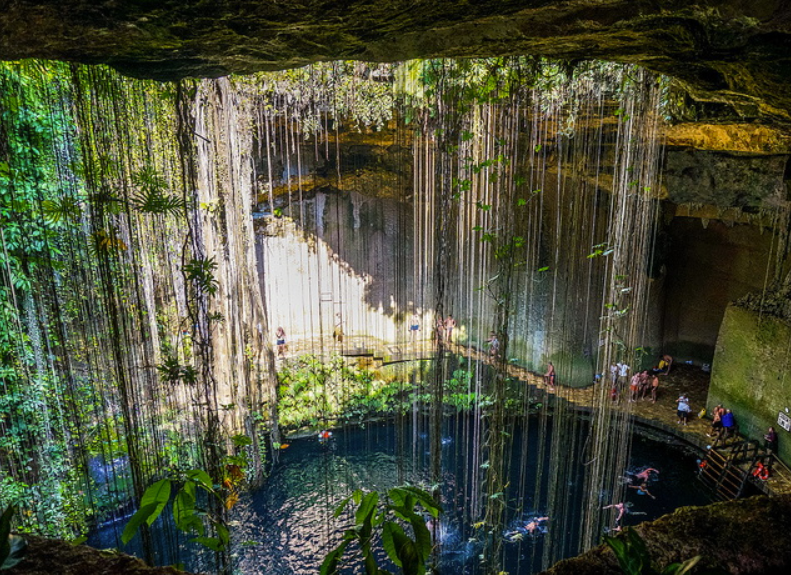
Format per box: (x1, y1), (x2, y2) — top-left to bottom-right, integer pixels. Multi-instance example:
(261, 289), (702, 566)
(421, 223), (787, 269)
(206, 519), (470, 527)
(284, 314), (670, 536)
(319, 540), (349, 575)
(186, 469), (213, 492)
(355, 491), (379, 529)
(663, 556), (701, 575)
(381, 521), (407, 567)
(408, 515), (432, 562)
(140, 479), (172, 525)
(173, 481), (203, 535)
(189, 536), (224, 552)
(389, 523), (423, 575)
(121, 502), (160, 545)
(396, 487), (442, 517)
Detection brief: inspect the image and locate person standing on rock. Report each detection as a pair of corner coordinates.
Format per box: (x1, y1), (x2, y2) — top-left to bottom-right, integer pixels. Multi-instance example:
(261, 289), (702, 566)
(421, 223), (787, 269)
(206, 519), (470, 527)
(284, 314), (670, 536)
(444, 315), (456, 344)
(764, 426), (778, 453)
(275, 326), (287, 358)
(617, 361), (630, 387)
(333, 313), (344, 344)
(545, 362), (556, 390)
(409, 313), (420, 344)
(676, 394), (691, 426)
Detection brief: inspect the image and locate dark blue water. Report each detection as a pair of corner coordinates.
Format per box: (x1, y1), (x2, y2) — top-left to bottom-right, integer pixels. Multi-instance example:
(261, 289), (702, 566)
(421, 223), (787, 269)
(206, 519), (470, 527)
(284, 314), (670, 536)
(89, 416), (711, 573)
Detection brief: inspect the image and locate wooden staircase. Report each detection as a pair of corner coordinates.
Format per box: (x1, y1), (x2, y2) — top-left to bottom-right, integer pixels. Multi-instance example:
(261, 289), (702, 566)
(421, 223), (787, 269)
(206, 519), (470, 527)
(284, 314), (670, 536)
(698, 438), (766, 500)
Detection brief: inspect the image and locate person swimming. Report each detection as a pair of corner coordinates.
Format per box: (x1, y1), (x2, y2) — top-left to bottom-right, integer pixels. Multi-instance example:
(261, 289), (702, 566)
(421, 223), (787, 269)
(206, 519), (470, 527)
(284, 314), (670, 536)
(634, 467), (659, 482)
(628, 481), (656, 499)
(504, 515), (549, 541)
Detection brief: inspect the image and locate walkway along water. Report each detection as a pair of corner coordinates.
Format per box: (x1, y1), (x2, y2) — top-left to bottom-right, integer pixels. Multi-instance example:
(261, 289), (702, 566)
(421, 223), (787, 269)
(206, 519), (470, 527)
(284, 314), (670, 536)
(276, 334), (791, 497)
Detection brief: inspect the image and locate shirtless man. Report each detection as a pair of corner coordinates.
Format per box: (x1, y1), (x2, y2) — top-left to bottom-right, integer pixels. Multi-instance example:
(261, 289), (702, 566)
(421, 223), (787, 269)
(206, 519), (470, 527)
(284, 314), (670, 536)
(524, 516), (549, 534)
(444, 315), (456, 343)
(650, 374), (659, 403)
(628, 481), (656, 499)
(628, 372), (641, 402)
(602, 502), (626, 526)
(545, 362), (556, 390)
(635, 467), (659, 482)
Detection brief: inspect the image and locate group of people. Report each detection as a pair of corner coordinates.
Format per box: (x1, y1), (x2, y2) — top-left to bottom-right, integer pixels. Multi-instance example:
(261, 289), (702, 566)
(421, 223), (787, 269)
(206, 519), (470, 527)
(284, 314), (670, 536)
(603, 467), (659, 532)
(608, 354), (671, 404)
(435, 315), (456, 344)
(706, 404), (736, 437)
(408, 313), (458, 345)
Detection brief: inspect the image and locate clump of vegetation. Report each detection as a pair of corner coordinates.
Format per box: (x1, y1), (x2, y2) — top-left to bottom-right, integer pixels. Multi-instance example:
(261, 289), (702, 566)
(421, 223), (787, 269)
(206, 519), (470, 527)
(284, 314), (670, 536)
(321, 486), (442, 575)
(605, 528), (720, 575)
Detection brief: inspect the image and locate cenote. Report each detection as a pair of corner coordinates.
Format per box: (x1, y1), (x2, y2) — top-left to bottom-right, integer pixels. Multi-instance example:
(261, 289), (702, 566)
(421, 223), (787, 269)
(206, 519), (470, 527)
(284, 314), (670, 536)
(88, 415), (712, 573)
(3, 16), (791, 575)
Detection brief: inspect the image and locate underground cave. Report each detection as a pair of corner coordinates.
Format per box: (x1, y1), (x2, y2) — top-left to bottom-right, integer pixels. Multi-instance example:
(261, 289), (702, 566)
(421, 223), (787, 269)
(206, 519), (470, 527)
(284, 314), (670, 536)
(2, 2), (791, 575)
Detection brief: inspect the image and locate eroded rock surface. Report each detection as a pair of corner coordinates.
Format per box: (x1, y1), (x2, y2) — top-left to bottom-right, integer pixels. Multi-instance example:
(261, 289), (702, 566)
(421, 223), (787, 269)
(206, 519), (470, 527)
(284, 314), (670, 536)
(4, 534), (191, 575)
(1, 1), (791, 123)
(541, 495), (791, 575)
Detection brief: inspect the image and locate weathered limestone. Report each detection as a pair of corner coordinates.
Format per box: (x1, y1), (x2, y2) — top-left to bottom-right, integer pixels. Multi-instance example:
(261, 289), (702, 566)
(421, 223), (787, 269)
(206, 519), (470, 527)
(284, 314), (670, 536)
(709, 304), (791, 464)
(540, 495), (791, 575)
(1, 2), (791, 124)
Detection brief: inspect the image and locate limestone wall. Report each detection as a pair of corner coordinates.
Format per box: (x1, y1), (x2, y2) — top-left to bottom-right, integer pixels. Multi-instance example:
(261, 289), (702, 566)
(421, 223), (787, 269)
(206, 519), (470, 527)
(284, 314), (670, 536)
(709, 305), (791, 465)
(660, 218), (777, 364)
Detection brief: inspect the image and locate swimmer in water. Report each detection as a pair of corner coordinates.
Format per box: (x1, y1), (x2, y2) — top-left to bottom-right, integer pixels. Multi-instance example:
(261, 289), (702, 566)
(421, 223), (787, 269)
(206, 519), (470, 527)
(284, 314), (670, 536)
(524, 516), (549, 534)
(628, 481), (656, 499)
(602, 502), (626, 531)
(602, 502), (626, 523)
(635, 467), (659, 482)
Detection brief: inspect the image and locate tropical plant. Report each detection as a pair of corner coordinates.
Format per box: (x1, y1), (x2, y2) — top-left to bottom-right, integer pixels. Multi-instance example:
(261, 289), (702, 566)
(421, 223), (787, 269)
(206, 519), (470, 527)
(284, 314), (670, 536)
(122, 467), (240, 553)
(605, 528), (712, 575)
(320, 486), (442, 575)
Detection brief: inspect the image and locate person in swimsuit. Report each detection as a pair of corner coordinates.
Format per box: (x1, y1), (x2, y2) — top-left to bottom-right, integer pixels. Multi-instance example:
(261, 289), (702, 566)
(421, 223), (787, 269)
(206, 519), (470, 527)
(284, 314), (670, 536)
(409, 313), (420, 344)
(707, 404), (725, 437)
(444, 315), (456, 343)
(333, 313), (344, 344)
(524, 516), (549, 534)
(676, 394), (691, 425)
(275, 326), (287, 358)
(602, 502), (626, 530)
(650, 374), (659, 403)
(487, 331), (500, 358)
(628, 481), (656, 499)
(629, 373), (640, 402)
(545, 362), (556, 389)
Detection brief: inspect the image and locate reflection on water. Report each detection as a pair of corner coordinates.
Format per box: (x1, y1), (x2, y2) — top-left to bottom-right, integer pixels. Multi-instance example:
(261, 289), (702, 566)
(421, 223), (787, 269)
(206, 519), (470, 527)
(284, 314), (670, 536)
(89, 417), (711, 574)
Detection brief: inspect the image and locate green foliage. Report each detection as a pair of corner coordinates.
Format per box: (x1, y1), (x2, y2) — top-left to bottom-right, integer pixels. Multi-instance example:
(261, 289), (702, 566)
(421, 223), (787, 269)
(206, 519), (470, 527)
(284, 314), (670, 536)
(604, 529), (709, 575)
(122, 469), (231, 553)
(130, 167), (185, 216)
(184, 257), (219, 296)
(277, 354), (397, 428)
(320, 487), (442, 575)
(157, 355), (198, 385)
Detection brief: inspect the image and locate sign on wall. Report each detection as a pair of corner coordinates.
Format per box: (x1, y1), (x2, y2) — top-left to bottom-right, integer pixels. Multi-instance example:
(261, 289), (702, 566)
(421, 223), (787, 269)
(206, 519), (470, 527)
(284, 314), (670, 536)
(778, 411), (791, 432)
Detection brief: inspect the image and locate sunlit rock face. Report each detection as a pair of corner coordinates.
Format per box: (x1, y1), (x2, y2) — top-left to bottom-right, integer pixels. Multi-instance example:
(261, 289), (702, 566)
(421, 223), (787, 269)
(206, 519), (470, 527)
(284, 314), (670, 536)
(2, 1), (791, 123)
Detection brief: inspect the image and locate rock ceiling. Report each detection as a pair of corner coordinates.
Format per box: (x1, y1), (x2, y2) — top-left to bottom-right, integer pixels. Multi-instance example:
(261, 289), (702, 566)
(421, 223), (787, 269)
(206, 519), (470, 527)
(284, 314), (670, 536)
(1, 1), (790, 125)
